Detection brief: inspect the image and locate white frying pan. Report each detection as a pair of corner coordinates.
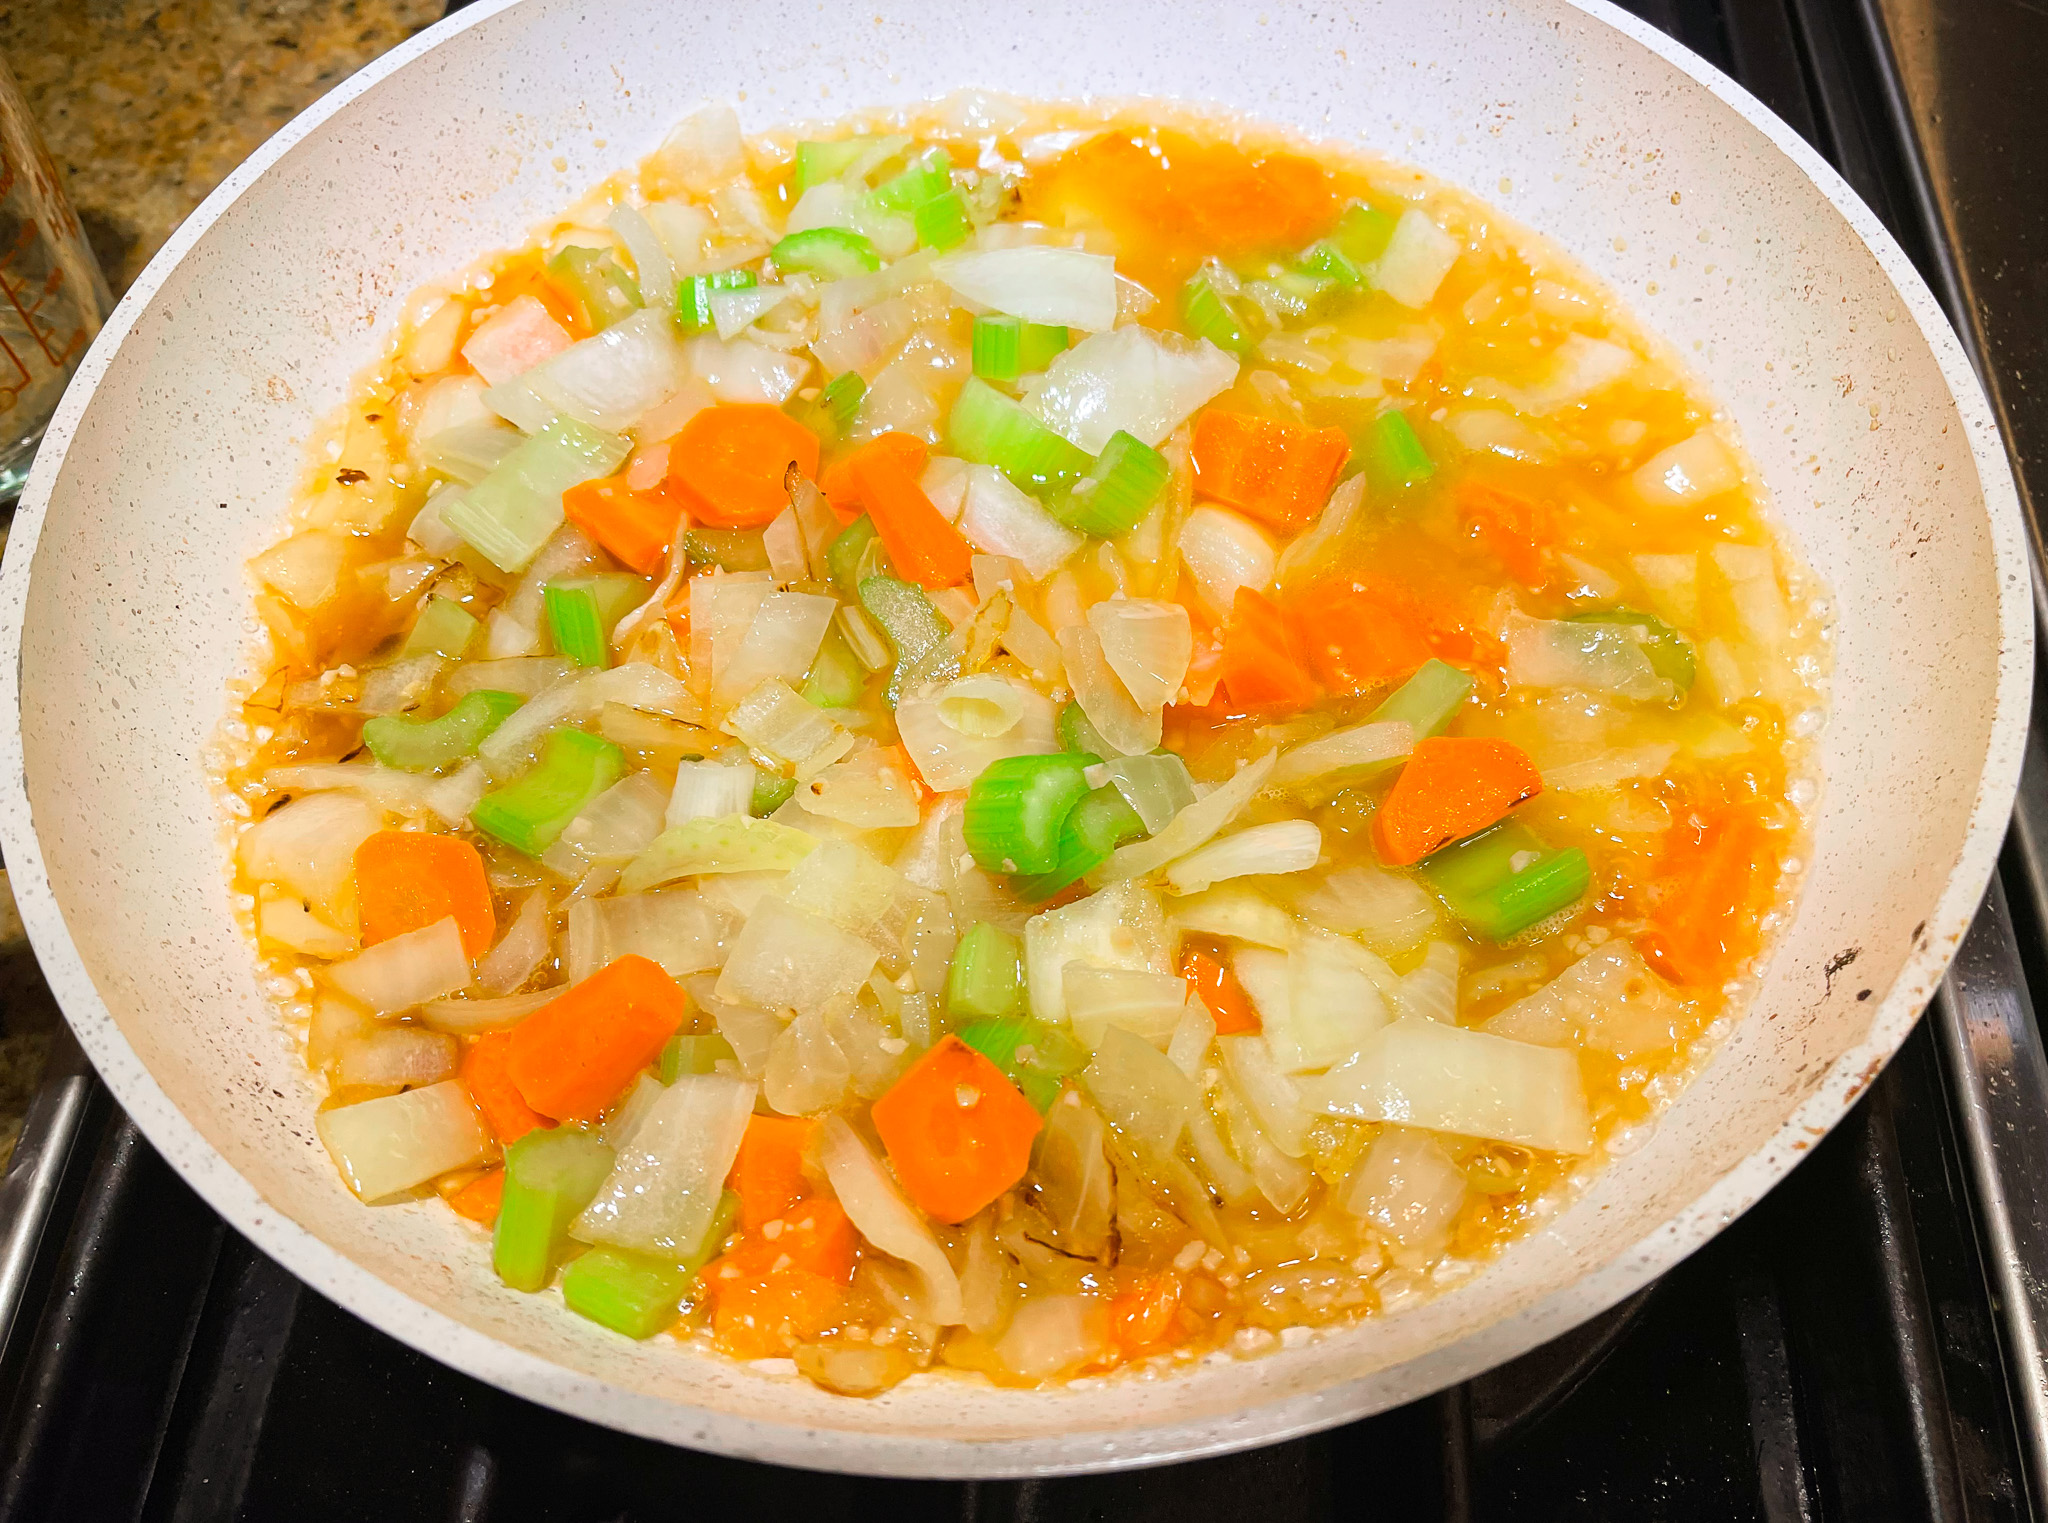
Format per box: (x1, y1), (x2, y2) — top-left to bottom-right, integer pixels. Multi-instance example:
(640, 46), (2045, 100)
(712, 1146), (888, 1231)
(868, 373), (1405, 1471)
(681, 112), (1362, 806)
(0, 0), (2025, 1477)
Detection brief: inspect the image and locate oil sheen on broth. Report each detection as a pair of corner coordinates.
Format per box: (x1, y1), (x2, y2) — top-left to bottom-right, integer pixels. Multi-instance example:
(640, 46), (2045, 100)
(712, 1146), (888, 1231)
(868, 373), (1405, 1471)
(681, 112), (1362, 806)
(220, 99), (1826, 1396)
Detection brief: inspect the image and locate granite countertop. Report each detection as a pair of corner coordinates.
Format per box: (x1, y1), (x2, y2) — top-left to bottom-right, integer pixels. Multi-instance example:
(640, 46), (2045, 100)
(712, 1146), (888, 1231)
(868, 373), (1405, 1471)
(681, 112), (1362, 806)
(0, 0), (440, 1163)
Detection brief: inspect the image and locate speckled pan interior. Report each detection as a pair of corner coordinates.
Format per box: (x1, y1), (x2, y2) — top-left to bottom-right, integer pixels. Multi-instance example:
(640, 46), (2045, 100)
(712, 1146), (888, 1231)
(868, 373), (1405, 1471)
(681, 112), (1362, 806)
(0, 0), (2027, 1477)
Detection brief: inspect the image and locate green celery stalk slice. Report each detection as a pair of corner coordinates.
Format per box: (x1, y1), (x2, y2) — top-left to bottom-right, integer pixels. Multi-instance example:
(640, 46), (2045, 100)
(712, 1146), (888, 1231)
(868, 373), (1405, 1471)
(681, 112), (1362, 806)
(471, 727), (626, 856)
(361, 689), (524, 773)
(493, 1127), (616, 1293)
(946, 922), (1025, 1021)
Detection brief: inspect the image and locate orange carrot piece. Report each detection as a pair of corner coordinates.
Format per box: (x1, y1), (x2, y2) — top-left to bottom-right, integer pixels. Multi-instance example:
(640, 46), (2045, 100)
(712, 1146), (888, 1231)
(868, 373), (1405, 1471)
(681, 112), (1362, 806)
(730, 1115), (816, 1233)
(1190, 411), (1351, 532)
(506, 955), (689, 1121)
(665, 404), (822, 528)
(820, 432), (928, 521)
(1181, 944), (1260, 1034)
(850, 438), (973, 589)
(871, 1035), (1043, 1222)
(1293, 582), (1434, 695)
(702, 1198), (859, 1359)
(354, 830), (494, 959)
(462, 1032), (550, 1146)
(1459, 483), (1555, 588)
(562, 472), (683, 574)
(1217, 585), (1319, 709)
(1107, 1270), (1184, 1358)
(1374, 736), (1544, 867)
(448, 1168), (505, 1225)
(1639, 797), (1777, 987)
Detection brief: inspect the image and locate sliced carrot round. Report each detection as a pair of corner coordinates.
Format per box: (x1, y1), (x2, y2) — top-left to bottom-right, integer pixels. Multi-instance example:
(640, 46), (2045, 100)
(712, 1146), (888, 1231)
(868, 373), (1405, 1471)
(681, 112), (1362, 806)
(666, 404), (822, 528)
(871, 1035), (1042, 1223)
(354, 829), (494, 958)
(1375, 736), (1544, 867)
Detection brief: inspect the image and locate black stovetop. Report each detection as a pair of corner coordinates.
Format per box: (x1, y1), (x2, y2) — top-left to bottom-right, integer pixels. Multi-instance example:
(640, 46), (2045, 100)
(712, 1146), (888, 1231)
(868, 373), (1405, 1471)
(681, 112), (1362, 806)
(5, 0), (2048, 1517)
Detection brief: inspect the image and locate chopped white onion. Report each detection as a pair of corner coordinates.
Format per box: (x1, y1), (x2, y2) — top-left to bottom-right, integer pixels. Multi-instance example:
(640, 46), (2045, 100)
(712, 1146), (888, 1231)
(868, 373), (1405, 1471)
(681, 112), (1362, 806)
(1063, 965), (1190, 1051)
(684, 333), (810, 405)
(1178, 504), (1276, 617)
(711, 283), (796, 341)
(956, 464), (1084, 578)
(931, 247), (1119, 331)
(1444, 406), (1552, 463)
(713, 590), (836, 705)
(1167, 999), (1216, 1078)
(1272, 721), (1414, 788)
(716, 897), (879, 1015)
(1029, 326), (1237, 452)
(327, 916), (471, 1015)
(1165, 819), (1322, 895)
(1023, 879), (1173, 1025)
(602, 1073), (669, 1150)
(478, 662), (694, 777)
(995, 1296), (1108, 1381)
(335, 1025), (458, 1091)
(476, 889), (552, 995)
(1056, 621), (1160, 756)
(896, 676), (1058, 793)
(763, 1010), (853, 1116)
(620, 816), (818, 892)
(442, 656), (576, 700)
(1391, 941), (1460, 1025)
(607, 203), (675, 311)
(567, 888), (738, 984)
(418, 987), (557, 1035)
(316, 1081), (491, 1201)
(517, 308), (689, 434)
(776, 837), (904, 939)
(1286, 865), (1439, 957)
(238, 792), (383, 933)
(461, 295), (571, 385)
(1216, 1033), (1313, 1155)
(722, 678), (855, 778)
(1213, 1074), (1314, 1213)
(1484, 942), (1685, 1059)
(1632, 428), (1742, 507)
(762, 506), (808, 583)
(1081, 1025), (1198, 1162)
(666, 760), (757, 827)
(1297, 1017), (1594, 1153)
(1542, 743), (1678, 793)
(1633, 551), (1701, 626)
(256, 886), (356, 959)
(1170, 884), (1300, 949)
(561, 771), (669, 864)
(1098, 750), (1277, 885)
(1086, 599), (1191, 714)
(643, 200), (713, 276)
(573, 1073), (756, 1259)
(264, 762), (440, 815)
(1505, 612), (1676, 704)
(1482, 333), (1637, 415)
(1343, 1126), (1468, 1252)
(1372, 209), (1461, 308)
(793, 748), (923, 828)
(1251, 930), (1393, 1073)
(818, 1114), (965, 1321)
(647, 105), (745, 194)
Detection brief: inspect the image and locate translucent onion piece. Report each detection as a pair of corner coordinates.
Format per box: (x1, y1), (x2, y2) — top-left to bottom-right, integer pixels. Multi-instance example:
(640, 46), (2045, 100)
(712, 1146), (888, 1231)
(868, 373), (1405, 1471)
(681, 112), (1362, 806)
(762, 505), (808, 583)
(647, 105), (744, 194)
(722, 679), (855, 779)
(1166, 999), (1216, 1079)
(1056, 621), (1159, 756)
(793, 748), (923, 829)
(1169, 884), (1299, 949)
(423, 762), (490, 828)
(1096, 750), (1277, 885)
(895, 677), (1057, 793)
(931, 247), (1119, 331)
(1032, 1091), (1115, 1257)
(315, 1081), (491, 1202)
(1164, 819), (1322, 895)
(1023, 879), (1174, 1025)
(1186, 1098), (1259, 1205)
(1086, 599), (1191, 714)
(1216, 1033), (1313, 1155)
(460, 295), (571, 385)
(418, 987), (557, 1035)
(476, 889), (552, 995)
(566, 888), (738, 984)
(306, 996), (373, 1071)
(572, 1073), (756, 1260)
(1272, 720), (1414, 788)
(561, 771), (670, 864)
(690, 573), (773, 695)
(442, 656), (577, 700)
(1391, 941), (1460, 1025)
(956, 465), (1084, 579)
(1343, 1126), (1469, 1253)
(478, 662), (694, 778)
(264, 762), (439, 815)
(1631, 428), (1742, 508)
(334, 1025), (457, 1091)
(1372, 208), (1461, 308)
(711, 283), (796, 341)
(1178, 504), (1276, 616)
(327, 915), (471, 1015)
(1296, 1017), (1594, 1153)
(621, 816), (817, 892)
(1029, 325), (1238, 453)
(1274, 931), (1393, 1073)
(995, 1296), (1108, 1381)
(1212, 1074), (1314, 1213)
(818, 1114), (965, 1324)
(1442, 406), (1552, 464)
(1080, 1026), (1198, 1161)
(1063, 965), (1190, 1051)
(602, 1073), (669, 1150)
(713, 591), (837, 706)
(763, 1010), (853, 1115)
(1484, 942), (1685, 1059)
(256, 886), (356, 959)
(1285, 865), (1439, 957)
(1632, 551), (1701, 626)
(776, 838), (904, 939)
(1535, 743), (1677, 794)
(522, 308), (690, 434)
(1482, 333), (1637, 415)
(1085, 753), (1196, 836)
(607, 202), (675, 311)
(666, 760), (757, 827)
(684, 333), (810, 405)
(1505, 613), (1674, 704)
(716, 898), (879, 1015)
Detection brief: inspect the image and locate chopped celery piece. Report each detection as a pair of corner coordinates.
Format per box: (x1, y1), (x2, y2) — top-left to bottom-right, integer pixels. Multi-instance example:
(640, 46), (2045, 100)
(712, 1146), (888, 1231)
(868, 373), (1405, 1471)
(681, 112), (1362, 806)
(543, 582), (608, 668)
(870, 147), (952, 212)
(1369, 658), (1473, 737)
(971, 316), (1074, 383)
(443, 416), (630, 573)
(400, 595), (479, 660)
(827, 515), (881, 596)
(1568, 607), (1697, 692)
(1180, 268), (1249, 353)
(561, 1191), (738, 1336)
(362, 689), (523, 773)
(1049, 430), (1170, 537)
(1013, 784), (1146, 900)
(1368, 408), (1435, 489)
(817, 370), (866, 430)
(660, 1032), (737, 1082)
(493, 1127), (615, 1293)
(858, 574), (956, 706)
(750, 772), (796, 816)
(954, 1017), (1087, 1113)
(1332, 202), (1399, 266)
(794, 137), (874, 193)
(1018, 322), (1071, 371)
(471, 727), (626, 857)
(547, 245), (642, 331)
(676, 268), (756, 333)
(771, 226), (881, 278)
(1297, 240), (1365, 287)
(946, 378), (1095, 495)
(1056, 700), (1111, 759)
(684, 526), (771, 573)
(1419, 820), (1591, 941)
(962, 753), (1094, 876)
(946, 922), (1025, 1021)
(913, 189), (974, 251)
(1093, 752), (1197, 834)
(801, 624), (867, 709)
